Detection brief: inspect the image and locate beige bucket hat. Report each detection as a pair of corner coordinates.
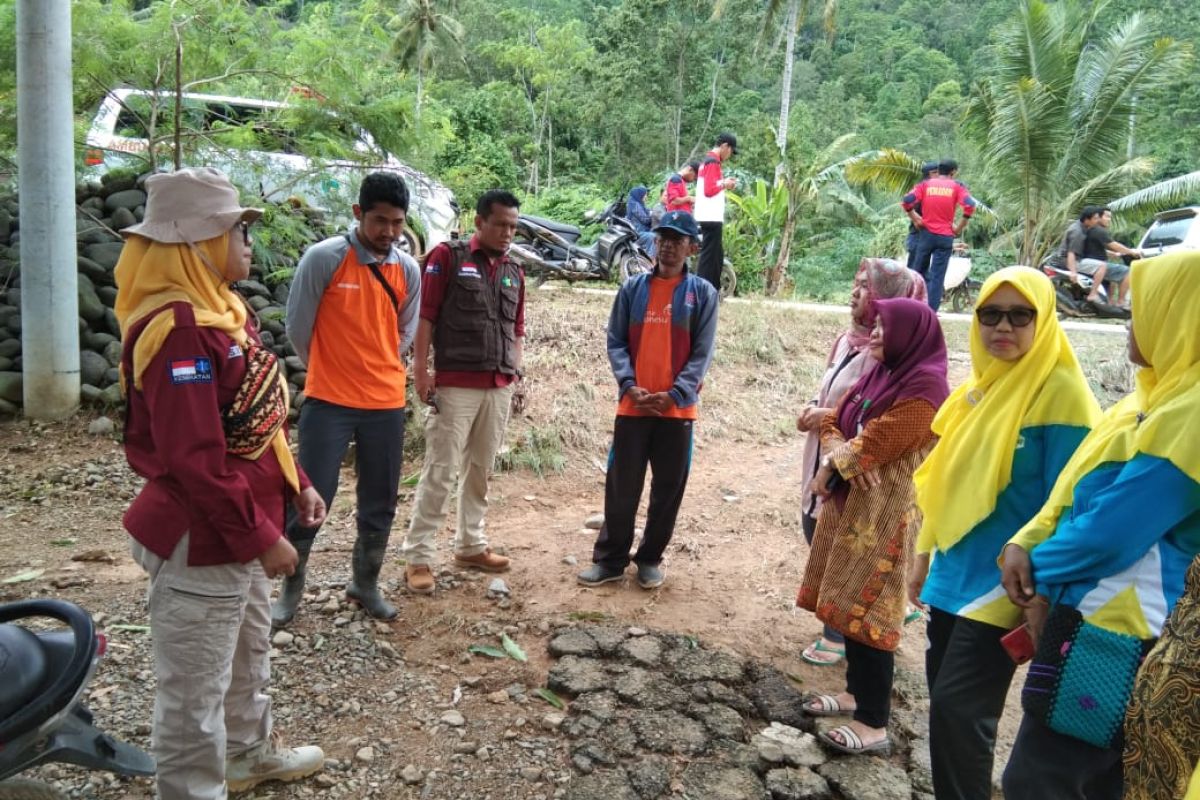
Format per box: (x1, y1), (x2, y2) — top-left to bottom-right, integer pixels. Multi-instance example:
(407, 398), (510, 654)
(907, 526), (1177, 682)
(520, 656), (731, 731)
(121, 167), (263, 244)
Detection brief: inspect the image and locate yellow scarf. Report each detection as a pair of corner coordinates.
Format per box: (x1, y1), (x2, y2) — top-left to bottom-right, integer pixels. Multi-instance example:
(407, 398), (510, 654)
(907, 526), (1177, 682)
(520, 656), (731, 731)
(1010, 252), (1200, 553)
(1186, 759), (1200, 800)
(114, 235), (300, 492)
(915, 267), (1100, 554)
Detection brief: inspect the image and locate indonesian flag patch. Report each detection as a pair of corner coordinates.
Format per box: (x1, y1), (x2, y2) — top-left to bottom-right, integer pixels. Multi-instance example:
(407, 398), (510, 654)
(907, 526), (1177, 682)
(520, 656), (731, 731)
(168, 357), (213, 384)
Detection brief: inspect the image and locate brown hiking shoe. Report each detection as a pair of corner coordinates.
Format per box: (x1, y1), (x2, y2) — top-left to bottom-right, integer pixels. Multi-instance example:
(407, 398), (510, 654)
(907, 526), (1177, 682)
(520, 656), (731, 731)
(405, 564), (435, 595)
(454, 548), (511, 573)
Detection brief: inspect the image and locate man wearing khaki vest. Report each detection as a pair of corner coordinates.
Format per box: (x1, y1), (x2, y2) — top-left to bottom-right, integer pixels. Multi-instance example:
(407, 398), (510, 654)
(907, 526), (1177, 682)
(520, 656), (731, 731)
(272, 172), (421, 626)
(401, 190), (524, 593)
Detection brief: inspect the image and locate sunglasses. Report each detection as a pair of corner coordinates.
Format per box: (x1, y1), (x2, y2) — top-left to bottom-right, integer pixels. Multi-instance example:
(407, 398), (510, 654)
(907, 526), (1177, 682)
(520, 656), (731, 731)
(976, 306), (1036, 328)
(238, 221), (254, 245)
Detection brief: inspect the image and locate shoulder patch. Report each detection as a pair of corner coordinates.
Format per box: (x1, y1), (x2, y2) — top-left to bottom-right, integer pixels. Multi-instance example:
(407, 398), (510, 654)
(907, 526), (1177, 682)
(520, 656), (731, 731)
(425, 262), (441, 275)
(169, 357), (213, 384)
(227, 344), (244, 359)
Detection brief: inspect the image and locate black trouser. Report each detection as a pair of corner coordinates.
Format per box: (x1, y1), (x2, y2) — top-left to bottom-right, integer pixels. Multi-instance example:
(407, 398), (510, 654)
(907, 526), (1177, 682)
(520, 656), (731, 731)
(905, 230), (920, 271)
(926, 607), (1017, 800)
(592, 416), (693, 569)
(1002, 714), (1123, 800)
(802, 513), (844, 646)
(697, 221), (724, 290)
(286, 397), (406, 546)
(844, 637), (894, 729)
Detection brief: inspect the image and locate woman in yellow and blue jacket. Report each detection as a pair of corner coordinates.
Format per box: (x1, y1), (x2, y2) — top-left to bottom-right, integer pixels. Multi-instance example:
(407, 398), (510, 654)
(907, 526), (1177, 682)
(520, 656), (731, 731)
(911, 267), (1100, 800)
(1000, 252), (1200, 800)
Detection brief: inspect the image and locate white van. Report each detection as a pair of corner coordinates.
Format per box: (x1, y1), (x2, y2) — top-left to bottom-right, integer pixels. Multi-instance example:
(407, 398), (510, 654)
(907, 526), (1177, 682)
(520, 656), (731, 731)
(1137, 206), (1200, 257)
(84, 87), (459, 254)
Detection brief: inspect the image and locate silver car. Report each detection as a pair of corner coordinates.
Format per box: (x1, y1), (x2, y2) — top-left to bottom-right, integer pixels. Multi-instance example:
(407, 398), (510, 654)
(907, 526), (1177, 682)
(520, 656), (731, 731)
(84, 87), (459, 253)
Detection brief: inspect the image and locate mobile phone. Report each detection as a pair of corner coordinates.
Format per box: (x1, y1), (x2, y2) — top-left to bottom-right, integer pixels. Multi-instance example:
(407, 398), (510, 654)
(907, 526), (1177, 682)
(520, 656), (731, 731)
(1000, 624), (1035, 665)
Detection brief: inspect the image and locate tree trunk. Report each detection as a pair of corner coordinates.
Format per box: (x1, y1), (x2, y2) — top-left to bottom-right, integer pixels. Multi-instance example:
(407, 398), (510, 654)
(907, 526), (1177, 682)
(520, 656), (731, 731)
(766, 191), (797, 295)
(775, 0), (799, 183)
(415, 63), (423, 128)
(173, 24), (183, 170)
(673, 43), (685, 167)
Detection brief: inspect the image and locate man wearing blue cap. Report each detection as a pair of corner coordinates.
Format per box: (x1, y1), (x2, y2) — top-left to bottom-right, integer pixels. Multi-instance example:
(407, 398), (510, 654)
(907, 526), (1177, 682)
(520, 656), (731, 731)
(578, 211), (719, 589)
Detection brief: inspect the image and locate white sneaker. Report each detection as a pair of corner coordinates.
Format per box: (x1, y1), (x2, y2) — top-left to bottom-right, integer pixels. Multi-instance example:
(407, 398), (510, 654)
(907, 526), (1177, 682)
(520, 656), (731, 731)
(226, 731), (325, 793)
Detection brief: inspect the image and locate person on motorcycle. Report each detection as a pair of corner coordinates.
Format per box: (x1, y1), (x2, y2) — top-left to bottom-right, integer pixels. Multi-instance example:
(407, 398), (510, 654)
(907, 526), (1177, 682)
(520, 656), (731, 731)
(1044, 205), (1103, 299)
(578, 211), (719, 590)
(1081, 207), (1142, 308)
(114, 168), (327, 798)
(627, 185), (658, 256)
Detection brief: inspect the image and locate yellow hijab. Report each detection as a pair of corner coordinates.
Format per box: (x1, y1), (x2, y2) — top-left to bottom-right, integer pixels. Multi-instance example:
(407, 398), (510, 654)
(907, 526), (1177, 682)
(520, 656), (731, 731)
(114, 234), (299, 492)
(915, 267), (1100, 554)
(1186, 759), (1200, 800)
(1011, 252), (1200, 553)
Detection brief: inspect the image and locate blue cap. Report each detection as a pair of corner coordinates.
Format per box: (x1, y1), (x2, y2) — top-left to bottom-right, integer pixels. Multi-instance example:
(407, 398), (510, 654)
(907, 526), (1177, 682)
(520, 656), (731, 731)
(654, 210), (700, 241)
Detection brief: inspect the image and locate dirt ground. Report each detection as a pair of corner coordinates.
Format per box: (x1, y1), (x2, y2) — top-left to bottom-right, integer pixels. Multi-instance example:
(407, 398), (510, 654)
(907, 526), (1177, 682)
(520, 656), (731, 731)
(0, 287), (1131, 798)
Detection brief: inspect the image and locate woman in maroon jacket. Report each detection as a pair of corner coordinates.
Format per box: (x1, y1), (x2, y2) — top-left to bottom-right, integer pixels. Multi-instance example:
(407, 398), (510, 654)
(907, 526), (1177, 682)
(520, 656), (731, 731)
(114, 168), (326, 799)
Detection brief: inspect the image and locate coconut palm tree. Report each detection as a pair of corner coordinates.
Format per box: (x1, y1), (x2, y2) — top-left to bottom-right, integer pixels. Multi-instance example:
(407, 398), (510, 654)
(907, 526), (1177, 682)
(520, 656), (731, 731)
(714, 0), (837, 177)
(386, 0), (465, 127)
(849, 0), (1197, 266)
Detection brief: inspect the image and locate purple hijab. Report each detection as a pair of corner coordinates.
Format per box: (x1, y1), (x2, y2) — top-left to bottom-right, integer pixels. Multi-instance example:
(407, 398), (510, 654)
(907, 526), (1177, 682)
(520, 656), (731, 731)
(836, 298), (949, 439)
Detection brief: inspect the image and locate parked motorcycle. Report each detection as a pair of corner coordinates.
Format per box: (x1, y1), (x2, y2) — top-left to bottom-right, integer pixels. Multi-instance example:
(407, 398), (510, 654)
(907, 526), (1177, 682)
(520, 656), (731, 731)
(0, 599), (155, 799)
(1042, 265), (1130, 320)
(509, 200), (653, 285)
(942, 251), (981, 313)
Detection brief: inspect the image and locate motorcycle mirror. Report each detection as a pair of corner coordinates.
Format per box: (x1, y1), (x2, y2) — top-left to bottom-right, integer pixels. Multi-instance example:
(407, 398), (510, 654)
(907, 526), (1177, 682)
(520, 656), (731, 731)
(583, 209), (598, 221)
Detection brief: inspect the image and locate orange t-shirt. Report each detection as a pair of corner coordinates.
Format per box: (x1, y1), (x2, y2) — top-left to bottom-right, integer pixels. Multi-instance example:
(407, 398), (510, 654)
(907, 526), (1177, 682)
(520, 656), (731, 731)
(305, 250), (408, 409)
(617, 275), (697, 420)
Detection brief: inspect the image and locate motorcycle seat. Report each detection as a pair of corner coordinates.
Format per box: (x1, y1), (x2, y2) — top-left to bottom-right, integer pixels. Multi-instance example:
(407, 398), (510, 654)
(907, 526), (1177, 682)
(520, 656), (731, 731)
(521, 214), (581, 239)
(0, 623), (49, 721)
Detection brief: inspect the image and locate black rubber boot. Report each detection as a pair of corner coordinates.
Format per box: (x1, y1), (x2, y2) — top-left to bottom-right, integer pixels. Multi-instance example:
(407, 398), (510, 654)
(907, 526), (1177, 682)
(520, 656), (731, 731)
(345, 532), (398, 621)
(270, 538), (312, 629)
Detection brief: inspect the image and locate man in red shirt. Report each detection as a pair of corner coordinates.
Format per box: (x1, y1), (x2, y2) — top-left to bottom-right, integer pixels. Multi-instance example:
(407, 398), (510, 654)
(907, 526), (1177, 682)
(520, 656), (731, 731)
(661, 160), (701, 215)
(902, 159), (977, 310)
(694, 133), (738, 290)
(400, 190), (524, 594)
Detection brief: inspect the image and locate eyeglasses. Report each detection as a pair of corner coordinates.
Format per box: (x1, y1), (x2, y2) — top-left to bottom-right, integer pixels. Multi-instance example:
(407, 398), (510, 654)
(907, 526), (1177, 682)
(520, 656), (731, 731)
(238, 221), (253, 245)
(976, 306), (1036, 328)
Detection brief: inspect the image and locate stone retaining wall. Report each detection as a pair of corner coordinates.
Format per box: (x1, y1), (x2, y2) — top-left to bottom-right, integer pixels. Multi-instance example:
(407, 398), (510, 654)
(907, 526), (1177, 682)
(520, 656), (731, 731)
(0, 171), (333, 416)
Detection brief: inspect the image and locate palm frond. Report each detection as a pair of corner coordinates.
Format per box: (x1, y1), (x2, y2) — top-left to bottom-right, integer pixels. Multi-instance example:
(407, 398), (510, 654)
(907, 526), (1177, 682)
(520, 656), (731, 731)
(1109, 171), (1200, 217)
(844, 148), (924, 194)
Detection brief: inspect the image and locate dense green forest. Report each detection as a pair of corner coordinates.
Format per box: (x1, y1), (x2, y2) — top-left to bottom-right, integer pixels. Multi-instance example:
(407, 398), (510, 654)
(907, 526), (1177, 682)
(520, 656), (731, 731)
(0, 0), (1196, 296)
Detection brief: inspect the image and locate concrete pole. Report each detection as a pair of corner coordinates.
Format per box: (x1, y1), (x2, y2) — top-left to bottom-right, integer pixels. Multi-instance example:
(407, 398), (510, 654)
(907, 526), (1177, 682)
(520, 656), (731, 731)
(17, 0), (79, 418)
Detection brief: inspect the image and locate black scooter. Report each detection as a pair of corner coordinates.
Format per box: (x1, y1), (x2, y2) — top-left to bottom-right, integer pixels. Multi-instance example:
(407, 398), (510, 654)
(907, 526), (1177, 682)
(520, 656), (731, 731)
(0, 599), (155, 799)
(510, 200), (653, 285)
(1042, 265), (1131, 320)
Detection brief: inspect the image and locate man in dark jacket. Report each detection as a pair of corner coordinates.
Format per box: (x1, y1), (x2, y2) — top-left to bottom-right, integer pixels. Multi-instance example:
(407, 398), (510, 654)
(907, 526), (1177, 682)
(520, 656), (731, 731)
(578, 211), (719, 590)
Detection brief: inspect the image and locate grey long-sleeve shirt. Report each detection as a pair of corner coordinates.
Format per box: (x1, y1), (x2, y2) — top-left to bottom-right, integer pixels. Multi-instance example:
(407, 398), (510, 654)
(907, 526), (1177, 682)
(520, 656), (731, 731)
(285, 226), (421, 367)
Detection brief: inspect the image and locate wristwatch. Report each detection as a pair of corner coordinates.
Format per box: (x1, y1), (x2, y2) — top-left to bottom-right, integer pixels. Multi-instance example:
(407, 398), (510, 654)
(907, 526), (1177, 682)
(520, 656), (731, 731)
(821, 455), (832, 470)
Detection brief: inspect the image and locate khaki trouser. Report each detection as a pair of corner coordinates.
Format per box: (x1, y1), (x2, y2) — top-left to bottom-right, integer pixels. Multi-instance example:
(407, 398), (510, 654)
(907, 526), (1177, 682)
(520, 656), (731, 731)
(403, 384), (514, 565)
(132, 535), (271, 800)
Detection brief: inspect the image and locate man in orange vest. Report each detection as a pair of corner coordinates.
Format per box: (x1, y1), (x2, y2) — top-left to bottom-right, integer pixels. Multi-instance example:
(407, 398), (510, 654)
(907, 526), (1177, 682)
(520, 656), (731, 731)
(272, 172), (422, 626)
